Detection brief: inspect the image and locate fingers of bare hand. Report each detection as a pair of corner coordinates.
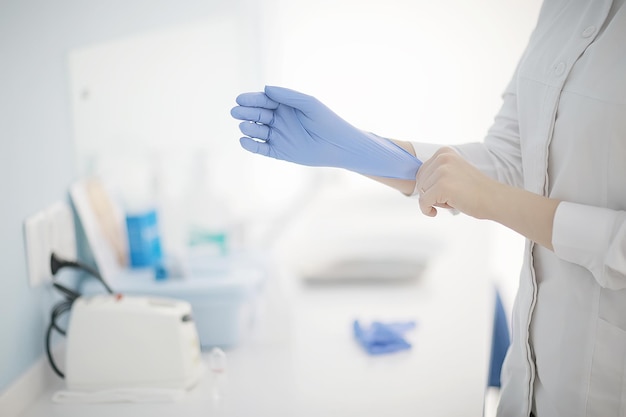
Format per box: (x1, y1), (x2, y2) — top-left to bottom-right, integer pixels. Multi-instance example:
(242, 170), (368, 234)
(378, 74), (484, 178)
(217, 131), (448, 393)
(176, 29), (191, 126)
(414, 184), (436, 216)
(417, 147), (453, 185)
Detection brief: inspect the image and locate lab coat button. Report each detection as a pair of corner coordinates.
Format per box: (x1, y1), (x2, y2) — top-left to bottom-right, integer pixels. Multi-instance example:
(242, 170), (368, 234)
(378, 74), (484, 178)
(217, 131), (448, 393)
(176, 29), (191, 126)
(582, 26), (596, 38)
(554, 62), (566, 76)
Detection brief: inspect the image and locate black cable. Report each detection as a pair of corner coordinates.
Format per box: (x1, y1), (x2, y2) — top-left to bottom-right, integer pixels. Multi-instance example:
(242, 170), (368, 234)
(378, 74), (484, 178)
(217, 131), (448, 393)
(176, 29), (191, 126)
(46, 300), (72, 378)
(52, 282), (80, 303)
(50, 301), (72, 336)
(50, 252), (113, 294)
(46, 321), (63, 378)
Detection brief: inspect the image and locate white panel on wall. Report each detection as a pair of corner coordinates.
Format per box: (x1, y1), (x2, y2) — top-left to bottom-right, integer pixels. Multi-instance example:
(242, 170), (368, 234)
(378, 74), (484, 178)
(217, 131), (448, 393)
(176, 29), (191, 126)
(69, 17), (249, 166)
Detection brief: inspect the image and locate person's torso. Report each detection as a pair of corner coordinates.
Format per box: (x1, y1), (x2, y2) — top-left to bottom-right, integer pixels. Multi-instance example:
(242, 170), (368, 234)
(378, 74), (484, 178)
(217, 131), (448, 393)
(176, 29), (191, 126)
(498, 1), (626, 416)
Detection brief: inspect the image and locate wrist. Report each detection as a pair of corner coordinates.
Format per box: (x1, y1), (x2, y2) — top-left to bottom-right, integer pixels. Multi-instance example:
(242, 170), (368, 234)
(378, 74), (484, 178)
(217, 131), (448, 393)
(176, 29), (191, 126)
(389, 139), (417, 157)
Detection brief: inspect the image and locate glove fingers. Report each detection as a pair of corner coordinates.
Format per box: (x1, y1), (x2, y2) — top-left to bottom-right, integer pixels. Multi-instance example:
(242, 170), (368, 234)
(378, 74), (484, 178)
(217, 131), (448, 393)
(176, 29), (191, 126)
(264, 86), (317, 113)
(239, 121), (271, 141)
(230, 106), (275, 125)
(239, 137), (270, 157)
(235, 92), (279, 109)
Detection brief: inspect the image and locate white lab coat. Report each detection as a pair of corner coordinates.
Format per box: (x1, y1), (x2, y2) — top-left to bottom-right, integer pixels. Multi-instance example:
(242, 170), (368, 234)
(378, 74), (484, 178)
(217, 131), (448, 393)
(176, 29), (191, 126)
(412, 0), (626, 415)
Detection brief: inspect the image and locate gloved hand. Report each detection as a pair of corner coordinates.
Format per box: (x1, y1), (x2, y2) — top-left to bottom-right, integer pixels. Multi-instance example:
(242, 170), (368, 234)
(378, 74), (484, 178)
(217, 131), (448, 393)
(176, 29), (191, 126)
(230, 86), (422, 179)
(353, 320), (416, 355)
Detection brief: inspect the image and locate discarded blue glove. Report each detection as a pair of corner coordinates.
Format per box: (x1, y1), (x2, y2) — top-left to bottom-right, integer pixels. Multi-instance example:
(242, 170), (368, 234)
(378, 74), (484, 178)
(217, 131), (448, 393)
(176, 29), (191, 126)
(231, 86), (422, 179)
(353, 320), (416, 355)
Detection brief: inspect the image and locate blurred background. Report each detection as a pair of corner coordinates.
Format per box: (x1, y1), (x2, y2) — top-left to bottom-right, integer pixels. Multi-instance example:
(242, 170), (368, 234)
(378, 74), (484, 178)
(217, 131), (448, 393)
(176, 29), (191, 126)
(1, 0), (541, 403)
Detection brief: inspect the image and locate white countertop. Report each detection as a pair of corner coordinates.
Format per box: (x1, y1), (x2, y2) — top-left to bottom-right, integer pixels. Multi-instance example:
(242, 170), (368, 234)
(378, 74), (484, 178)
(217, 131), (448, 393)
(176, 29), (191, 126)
(19, 207), (495, 417)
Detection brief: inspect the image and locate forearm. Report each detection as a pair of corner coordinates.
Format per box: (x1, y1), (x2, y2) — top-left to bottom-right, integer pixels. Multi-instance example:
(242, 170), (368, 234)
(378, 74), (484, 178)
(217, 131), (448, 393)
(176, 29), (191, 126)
(484, 181), (560, 250)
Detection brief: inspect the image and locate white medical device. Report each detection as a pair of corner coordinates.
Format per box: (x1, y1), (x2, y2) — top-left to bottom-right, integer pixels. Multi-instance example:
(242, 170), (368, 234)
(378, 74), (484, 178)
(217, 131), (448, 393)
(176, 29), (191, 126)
(64, 294), (203, 391)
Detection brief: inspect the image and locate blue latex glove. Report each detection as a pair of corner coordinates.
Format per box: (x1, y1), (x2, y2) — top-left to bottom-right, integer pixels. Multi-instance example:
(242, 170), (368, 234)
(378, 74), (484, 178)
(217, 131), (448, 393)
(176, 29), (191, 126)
(230, 86), (422, 179)
(353, 320), (416, 355)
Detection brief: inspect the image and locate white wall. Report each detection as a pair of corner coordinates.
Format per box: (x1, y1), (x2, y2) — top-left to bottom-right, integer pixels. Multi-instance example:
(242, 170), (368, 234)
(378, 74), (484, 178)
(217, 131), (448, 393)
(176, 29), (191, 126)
(67, 2), (541, 315)
(264, 0), (541, 144)
(0, 0), (542, 399)
(0, 0), (249, 398)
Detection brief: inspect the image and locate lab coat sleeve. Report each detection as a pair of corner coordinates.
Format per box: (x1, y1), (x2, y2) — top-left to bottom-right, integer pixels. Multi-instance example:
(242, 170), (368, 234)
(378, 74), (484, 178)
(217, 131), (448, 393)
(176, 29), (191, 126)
(552, 202), (626, 290)
(409, 75), (524, 196)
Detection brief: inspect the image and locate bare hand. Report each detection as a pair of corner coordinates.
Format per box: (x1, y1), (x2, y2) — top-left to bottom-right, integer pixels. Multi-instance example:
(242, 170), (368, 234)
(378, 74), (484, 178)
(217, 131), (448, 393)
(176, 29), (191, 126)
(415, 147), (499, 218)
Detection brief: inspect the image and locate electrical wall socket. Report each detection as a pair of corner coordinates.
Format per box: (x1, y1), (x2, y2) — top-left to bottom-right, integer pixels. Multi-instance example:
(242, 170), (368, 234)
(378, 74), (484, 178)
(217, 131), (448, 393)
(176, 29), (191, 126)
(24, 201), (77, 287)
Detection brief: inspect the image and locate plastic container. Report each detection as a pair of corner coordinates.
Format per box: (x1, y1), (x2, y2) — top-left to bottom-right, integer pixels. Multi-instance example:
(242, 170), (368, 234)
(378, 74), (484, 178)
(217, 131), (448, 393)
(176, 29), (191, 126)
(125, 208), (163, 268)
(115, 152), (165, 270)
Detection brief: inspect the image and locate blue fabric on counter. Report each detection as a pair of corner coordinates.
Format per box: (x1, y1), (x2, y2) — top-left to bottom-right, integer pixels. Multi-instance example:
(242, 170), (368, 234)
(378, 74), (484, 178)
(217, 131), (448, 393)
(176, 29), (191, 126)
(353, 320), (416, 355)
